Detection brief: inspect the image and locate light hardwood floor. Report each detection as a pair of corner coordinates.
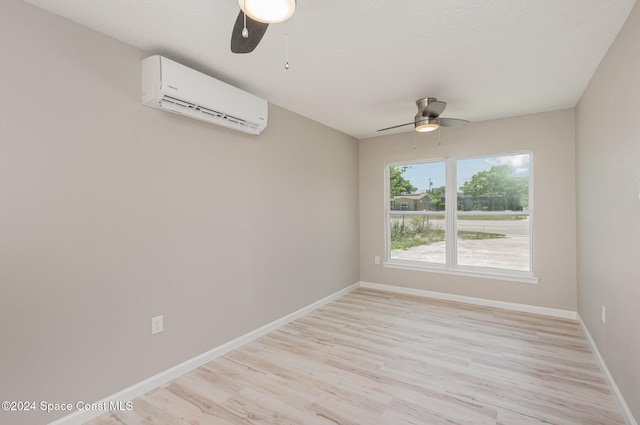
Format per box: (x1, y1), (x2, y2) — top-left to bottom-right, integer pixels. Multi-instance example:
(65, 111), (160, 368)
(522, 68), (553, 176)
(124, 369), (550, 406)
(88, 288), (625, 424)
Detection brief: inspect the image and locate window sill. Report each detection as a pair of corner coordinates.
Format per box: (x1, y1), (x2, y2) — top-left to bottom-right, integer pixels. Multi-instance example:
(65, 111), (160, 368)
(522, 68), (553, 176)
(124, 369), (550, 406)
(383, 260), (539, 284)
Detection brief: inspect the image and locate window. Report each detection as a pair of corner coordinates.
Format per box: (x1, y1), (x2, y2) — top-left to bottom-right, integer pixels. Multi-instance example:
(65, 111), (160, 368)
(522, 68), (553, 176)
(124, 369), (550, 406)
(386, 153), (533, 280)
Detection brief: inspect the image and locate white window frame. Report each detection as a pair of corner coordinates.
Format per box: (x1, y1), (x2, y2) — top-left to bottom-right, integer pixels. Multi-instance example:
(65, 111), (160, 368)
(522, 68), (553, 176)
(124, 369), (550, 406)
(384, 152), (538, 284)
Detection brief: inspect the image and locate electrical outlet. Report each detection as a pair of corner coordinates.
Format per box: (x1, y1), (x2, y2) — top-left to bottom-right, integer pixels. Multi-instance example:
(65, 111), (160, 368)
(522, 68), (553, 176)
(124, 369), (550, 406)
(601, 306), (606, 324)
(374, 256), (380, 265)
(151, 315), (163, 335)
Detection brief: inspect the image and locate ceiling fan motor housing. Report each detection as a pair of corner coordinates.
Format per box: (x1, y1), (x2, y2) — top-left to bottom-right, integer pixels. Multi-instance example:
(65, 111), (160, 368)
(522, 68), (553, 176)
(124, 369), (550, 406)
(414, 98), (440, 132)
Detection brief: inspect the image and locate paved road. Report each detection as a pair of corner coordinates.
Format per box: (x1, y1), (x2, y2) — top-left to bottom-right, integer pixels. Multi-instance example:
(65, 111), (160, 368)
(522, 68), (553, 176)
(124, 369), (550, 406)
(457, 218), (529, 236)
(393, 217), (529, 236)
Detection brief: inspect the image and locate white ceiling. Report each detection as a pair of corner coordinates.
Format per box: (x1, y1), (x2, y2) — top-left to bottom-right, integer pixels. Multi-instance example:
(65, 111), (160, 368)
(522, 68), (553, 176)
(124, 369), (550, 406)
(23, 0), (636, 139)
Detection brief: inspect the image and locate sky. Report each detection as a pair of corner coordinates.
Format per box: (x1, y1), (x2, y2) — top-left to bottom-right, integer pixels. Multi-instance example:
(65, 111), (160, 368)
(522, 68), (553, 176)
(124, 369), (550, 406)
(401, 154), (530, 191)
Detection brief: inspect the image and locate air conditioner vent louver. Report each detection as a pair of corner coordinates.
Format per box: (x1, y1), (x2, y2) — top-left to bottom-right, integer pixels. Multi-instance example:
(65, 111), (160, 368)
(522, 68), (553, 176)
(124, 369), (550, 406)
(158, 95), (259, 134)
(142, 56), (268, 135)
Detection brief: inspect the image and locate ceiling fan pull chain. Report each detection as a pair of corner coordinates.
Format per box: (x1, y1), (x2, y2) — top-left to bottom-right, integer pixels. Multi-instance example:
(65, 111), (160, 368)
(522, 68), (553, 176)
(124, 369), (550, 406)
(284, 20), (290, 69)
(242, 0), (249, 38)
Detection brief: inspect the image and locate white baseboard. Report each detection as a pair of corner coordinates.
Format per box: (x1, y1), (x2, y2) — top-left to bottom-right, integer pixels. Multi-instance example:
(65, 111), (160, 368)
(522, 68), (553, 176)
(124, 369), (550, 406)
(358, 281), (578, 320)
(49, 282), (360, 425)
(578, 314), (638, 425)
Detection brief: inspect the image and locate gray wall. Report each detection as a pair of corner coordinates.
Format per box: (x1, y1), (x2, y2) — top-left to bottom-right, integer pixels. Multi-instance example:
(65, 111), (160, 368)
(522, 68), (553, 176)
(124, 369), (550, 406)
(360, 109), (577, 311)
(576, 0), (640, 420)
(3, 0), (638, 423)
(0, 1), (359, 424)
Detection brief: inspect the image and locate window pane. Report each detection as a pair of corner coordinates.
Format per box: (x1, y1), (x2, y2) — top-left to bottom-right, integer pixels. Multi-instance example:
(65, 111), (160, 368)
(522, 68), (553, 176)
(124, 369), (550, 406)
(456, 154), (531, 272)
(388, 160), (446, 264)
(389, 213), (446, 264)
(456, 215), (530, 271)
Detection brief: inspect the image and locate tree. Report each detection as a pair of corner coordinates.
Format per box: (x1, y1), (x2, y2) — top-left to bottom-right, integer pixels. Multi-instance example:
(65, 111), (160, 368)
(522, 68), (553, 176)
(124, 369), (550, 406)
(390, 166), (417, 196)
(428, 185), (445, 210)
(460, 165), (508, 197)
(460, 165), (528, 210)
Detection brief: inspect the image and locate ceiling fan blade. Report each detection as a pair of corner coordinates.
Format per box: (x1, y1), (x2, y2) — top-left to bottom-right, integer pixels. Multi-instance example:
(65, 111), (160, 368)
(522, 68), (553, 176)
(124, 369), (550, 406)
(423, 100), (447, 118)
(438, 117), (470, 128)
(377, 122), (414, 132)
(231, 11), (269, 54)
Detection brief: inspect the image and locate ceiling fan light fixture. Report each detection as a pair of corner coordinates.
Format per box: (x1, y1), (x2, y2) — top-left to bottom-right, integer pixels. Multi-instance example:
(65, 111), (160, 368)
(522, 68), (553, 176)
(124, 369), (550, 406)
(239, 0), (296, 24)
(415, 118), (439, 133)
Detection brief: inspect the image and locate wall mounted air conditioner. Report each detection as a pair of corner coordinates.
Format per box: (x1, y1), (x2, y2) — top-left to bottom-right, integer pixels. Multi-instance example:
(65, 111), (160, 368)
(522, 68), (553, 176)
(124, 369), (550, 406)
(141, 55), (268, 135)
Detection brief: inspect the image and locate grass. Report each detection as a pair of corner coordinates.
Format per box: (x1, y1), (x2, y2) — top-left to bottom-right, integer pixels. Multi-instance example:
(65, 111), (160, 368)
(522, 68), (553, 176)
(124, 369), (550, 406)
(458, 230), (506, 240)
(392, 237), (431, 250)
(390, 214), (526, 221)
(458, 214), (527, 221)
(390, 219), (506, 250)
